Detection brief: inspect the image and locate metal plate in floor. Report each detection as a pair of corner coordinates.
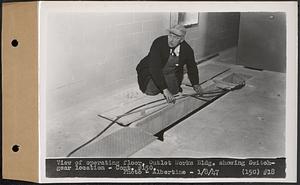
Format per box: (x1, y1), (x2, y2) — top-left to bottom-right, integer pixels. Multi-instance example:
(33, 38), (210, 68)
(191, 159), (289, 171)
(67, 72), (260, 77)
(71, 127), (156, 157)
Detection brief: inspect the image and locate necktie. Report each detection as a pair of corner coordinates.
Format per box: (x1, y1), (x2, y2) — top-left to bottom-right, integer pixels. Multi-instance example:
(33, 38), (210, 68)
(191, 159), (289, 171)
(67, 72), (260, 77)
(170, 48), (176, 56)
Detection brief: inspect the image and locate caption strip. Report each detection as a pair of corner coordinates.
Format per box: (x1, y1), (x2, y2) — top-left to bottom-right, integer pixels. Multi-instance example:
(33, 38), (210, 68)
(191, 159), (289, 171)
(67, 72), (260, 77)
(46, 158), (285, 178)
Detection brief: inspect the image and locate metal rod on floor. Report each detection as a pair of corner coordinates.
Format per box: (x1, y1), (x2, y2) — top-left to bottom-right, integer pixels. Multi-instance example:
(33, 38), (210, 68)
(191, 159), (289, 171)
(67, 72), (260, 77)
(108, 90), (227, 124)
(69, 71), (236, 156)
(185, 68), (231, 87)
(97, 114), (124, 126)
(67, 88), (228, 157)
(122, 90), (228, 126)
(67, 115), (122, 157)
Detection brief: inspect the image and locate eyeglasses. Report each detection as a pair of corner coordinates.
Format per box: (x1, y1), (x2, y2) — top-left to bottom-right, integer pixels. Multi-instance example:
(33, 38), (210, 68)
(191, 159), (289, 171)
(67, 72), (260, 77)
(168, 33), (182, 41)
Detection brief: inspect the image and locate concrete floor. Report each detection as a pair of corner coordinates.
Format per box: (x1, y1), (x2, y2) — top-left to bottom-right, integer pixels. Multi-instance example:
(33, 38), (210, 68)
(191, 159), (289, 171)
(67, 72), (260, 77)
(46, 47), (285, 158)
(132, 64), (285, 158)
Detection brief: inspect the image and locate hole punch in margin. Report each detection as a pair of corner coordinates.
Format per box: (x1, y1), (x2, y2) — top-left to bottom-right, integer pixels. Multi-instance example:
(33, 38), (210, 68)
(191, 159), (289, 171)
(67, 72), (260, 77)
(11, 39), (19, 47)
(12, 145), (20, 152)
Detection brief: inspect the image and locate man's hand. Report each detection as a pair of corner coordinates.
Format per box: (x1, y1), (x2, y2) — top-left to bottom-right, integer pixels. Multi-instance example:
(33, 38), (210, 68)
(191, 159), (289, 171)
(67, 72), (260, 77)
(193, 84), (203, 95)
(163, 89), (176, 104)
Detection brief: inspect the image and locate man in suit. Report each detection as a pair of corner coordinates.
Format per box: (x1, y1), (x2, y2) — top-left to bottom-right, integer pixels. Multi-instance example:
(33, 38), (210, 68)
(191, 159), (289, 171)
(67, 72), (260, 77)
(136, 24), (203, 103)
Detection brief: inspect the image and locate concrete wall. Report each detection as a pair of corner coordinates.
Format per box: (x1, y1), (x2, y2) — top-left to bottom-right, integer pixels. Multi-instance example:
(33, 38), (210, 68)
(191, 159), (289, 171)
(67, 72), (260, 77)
(45, 12), (170, 114)
(237, 12), (286, 72)
(44, 12), (240, 115)
(185, 12), (240, 61)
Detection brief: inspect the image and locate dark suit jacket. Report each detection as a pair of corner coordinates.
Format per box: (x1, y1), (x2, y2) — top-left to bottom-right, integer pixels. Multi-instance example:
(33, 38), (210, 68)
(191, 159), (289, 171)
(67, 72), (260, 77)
(136, 35), (199, 93)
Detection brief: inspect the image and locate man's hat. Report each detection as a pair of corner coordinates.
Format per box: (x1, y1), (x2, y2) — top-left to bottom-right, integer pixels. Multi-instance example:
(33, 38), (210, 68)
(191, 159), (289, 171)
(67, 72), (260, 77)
(167, 24), (186, 37)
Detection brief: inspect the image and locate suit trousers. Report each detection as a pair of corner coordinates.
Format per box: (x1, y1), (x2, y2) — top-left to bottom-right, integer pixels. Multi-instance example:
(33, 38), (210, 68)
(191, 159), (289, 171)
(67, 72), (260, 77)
(145, 55), (180, 95)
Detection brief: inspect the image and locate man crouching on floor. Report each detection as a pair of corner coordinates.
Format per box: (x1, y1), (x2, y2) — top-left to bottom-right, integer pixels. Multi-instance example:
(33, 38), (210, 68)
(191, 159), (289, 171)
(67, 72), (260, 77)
(136, 24), (203, 103)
